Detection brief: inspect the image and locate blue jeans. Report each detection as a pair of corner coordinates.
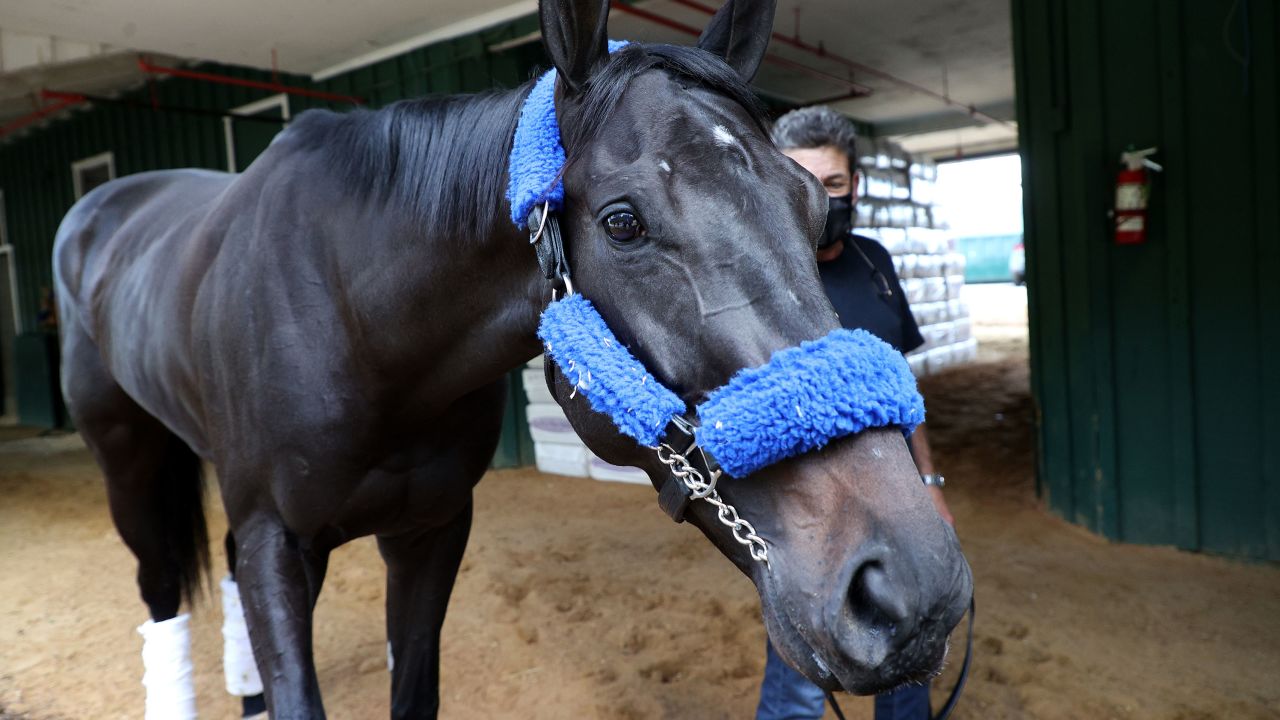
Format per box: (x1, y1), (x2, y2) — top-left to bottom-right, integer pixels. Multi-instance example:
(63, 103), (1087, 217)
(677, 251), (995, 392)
(756, 640), (931, 720)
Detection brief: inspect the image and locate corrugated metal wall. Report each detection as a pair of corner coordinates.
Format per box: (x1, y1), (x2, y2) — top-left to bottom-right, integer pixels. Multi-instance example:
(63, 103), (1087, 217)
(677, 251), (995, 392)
(0, 15), (542, 325)
(1012, 0), (1280, 560)
(0, 15), (545, 463)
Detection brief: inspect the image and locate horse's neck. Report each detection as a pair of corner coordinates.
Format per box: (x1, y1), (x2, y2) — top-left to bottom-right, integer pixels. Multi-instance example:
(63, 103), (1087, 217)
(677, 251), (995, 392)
(328, 90), (548, 398)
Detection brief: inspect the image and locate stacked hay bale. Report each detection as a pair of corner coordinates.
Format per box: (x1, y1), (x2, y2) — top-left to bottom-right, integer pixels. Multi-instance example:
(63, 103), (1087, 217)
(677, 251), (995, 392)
(521, 356), (650, 484)
(855, 139), (977, 377)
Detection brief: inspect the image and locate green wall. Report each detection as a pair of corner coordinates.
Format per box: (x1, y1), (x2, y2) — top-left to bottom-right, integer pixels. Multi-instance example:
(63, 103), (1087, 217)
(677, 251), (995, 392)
(1013, 0), (1279, 560)
(0, 15), (543, 465)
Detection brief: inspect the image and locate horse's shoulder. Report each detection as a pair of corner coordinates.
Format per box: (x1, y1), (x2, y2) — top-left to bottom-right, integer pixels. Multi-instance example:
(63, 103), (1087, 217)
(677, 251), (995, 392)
(52, 170), (223, 296)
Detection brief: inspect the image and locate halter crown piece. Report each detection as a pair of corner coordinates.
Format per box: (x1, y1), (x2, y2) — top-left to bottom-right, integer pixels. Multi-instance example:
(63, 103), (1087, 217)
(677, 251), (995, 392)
(507, 40), (632, 228)
(506, 43), (925, 559)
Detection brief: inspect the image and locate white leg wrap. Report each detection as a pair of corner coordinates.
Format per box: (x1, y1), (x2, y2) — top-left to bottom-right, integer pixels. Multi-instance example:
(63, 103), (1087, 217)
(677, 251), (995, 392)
(137, 613), (198, 720)
(221, 575), (265, 697)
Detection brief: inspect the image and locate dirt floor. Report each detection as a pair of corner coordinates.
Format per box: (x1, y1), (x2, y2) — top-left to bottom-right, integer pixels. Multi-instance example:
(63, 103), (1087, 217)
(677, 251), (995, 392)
(2, 294), (1279, 719)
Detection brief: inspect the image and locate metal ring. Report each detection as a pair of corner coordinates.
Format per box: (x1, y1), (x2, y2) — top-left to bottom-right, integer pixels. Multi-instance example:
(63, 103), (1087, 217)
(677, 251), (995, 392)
(688, 471), (718, 500)
(529, 200), (551, 245)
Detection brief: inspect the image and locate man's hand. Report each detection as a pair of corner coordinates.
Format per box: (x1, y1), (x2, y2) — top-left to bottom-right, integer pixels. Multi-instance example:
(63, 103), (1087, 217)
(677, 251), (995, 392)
(927, 485), (954, 527)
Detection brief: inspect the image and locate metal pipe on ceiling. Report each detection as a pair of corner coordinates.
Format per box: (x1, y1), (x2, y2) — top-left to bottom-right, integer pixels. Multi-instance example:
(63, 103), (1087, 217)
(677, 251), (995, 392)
(137, 59), (366, 106)
(610, 3), (872, 97)
(40, 89), (291, 125)
(0, 97), (85, 140)
(665, 0), (1011, 127)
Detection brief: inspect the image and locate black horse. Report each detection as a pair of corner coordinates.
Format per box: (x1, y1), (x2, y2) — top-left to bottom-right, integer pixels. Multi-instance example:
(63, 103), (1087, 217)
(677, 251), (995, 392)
(53, 0), (971, 716)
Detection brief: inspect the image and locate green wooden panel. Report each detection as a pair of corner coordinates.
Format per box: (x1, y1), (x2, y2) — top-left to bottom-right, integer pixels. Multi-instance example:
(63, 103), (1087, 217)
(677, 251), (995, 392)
(15, 332), (65, 428)
(1103, 0), (1176, 546)
(491, 369), (537, 468)
(399, 51), (431, 98)
(230, 102), (286, 171)
(1254, 0), (1280, 562)
(1013, 0), (1075, 516)
(1183, 0), (1266, 559)
(1015, 0), (1279, 559)
(1155, 0), (1200, 552)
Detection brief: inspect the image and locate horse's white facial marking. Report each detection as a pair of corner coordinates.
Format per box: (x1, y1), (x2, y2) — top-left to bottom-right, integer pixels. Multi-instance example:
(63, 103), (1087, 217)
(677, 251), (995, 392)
(713, 124), (738, 147)
(658, 159), (672, 173)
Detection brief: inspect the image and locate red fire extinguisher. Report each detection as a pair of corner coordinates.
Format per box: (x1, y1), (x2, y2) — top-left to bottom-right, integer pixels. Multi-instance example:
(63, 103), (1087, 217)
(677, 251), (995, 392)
(1114, 147), (1162, 245)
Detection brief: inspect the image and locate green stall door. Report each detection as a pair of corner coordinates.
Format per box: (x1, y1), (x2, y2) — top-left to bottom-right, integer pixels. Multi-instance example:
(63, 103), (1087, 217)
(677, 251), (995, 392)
(16, 332), (66, 429)
(227, 98), (288, 172)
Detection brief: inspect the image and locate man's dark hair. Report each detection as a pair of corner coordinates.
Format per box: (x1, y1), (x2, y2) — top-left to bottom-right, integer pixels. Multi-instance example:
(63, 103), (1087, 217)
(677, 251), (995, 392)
(771, 106), (859, 171)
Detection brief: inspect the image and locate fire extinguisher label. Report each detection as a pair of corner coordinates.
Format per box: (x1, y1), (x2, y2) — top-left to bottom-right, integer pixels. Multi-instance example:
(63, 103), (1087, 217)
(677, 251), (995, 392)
(1116, 184), (1146, 210)
(1116, 215), (1145, 232)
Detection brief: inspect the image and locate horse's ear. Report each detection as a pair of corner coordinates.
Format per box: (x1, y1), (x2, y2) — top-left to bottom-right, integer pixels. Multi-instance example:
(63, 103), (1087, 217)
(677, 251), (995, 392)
(696, 0), (777, 83)
(540, 0), (611, 94)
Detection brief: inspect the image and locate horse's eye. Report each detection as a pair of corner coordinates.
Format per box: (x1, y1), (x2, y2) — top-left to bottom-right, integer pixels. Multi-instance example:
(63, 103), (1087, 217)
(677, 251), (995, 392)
(603, 211), (643, 242)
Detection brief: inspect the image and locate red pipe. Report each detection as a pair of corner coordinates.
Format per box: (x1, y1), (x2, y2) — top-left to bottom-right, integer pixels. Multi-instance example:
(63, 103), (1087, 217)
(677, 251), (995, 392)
(0, 96), (85, 139)
(138, 59), (365, 105)
(610, 3), (871, 97)
(40, 90), (89, 104)
(665, 0), (1009, 126)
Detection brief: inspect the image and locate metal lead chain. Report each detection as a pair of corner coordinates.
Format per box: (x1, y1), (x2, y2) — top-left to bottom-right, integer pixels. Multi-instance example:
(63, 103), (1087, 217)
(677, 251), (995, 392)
(655, 445), (769, 565)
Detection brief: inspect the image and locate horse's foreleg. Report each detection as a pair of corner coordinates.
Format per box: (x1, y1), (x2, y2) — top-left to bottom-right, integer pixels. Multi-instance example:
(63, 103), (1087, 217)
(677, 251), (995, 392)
(223, 531), (269, 719)
(378, 501), (473, 720)
(232, 514), (331, 720)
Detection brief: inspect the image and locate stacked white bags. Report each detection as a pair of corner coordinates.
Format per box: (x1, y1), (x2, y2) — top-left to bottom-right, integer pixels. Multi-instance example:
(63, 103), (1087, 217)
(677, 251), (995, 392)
(522, 356), (650, 484)
(855, 140), (977, 377)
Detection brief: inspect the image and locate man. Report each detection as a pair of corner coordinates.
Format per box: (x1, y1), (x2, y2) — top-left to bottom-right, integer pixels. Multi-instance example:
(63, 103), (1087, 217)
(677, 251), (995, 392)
(755, 106), (953, 720)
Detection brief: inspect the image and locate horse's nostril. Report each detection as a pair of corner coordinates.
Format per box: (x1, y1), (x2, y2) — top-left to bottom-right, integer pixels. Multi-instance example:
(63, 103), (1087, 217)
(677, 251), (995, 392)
(847, 561), (910, 632)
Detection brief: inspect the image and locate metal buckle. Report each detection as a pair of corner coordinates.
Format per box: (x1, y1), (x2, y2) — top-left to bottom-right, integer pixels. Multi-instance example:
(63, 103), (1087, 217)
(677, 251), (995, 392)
(655, 418), (727, 517)
(529, 202), (574, 296)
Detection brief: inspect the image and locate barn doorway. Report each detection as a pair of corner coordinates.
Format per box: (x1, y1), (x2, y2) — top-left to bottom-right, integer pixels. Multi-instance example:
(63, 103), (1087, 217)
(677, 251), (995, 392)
(935, 153), (1027, 364)
(223, 94), (290, 173)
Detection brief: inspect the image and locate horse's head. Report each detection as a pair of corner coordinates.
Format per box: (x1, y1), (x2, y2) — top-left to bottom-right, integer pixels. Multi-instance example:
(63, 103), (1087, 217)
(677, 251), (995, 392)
(535, 0), (972, 694)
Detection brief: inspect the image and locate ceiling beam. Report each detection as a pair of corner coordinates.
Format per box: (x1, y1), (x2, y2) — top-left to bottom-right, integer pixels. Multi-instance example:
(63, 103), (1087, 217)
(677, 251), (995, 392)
(311, 0), (537, 81)
(869, 98), (1016, 138)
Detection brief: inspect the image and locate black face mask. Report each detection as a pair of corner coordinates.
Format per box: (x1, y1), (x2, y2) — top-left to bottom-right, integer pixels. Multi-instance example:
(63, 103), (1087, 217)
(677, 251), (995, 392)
(821, 193), (854, 249)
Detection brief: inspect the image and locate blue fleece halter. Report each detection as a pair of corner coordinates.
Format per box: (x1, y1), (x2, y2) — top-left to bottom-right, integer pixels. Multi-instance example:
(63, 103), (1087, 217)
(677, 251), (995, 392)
(507, 40), (630, 228)
(507, 43), (925, 479)
(538, 295), (924, 478)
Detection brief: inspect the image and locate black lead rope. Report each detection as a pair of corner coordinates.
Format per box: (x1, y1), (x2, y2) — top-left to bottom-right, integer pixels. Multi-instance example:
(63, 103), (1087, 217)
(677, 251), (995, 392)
(826, 597), (975, 720)
(825, 691), (849, 720)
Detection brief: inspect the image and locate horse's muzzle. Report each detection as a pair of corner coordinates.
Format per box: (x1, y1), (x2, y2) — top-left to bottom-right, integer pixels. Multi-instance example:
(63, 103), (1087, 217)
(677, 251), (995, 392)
(761, 529), (973, 695)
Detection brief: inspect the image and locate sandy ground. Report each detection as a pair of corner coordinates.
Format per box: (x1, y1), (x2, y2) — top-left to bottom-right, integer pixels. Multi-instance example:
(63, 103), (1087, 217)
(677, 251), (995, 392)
(2, 295), (1279, 719)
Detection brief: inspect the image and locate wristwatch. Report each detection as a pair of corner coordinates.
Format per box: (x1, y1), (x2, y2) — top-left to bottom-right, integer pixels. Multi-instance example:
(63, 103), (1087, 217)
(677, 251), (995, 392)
(921, 474), (945, 488)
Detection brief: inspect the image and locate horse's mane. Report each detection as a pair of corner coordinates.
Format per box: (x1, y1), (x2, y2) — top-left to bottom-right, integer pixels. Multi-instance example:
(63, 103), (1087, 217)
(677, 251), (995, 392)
(289, 88), (528, 244)
(562, 43), (770, 151)
(286, 43), (768, 243)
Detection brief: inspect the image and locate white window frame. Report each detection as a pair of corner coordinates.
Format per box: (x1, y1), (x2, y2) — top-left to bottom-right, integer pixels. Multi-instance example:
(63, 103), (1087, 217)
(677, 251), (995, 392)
(0, 189), (17, 333)
(71, 151), (116, 200)
(223, 94), (290, 173)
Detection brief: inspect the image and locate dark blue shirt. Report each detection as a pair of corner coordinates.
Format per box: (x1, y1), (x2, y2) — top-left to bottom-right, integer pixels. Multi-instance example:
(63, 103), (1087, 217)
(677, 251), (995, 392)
(818, 234), (924, 354)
